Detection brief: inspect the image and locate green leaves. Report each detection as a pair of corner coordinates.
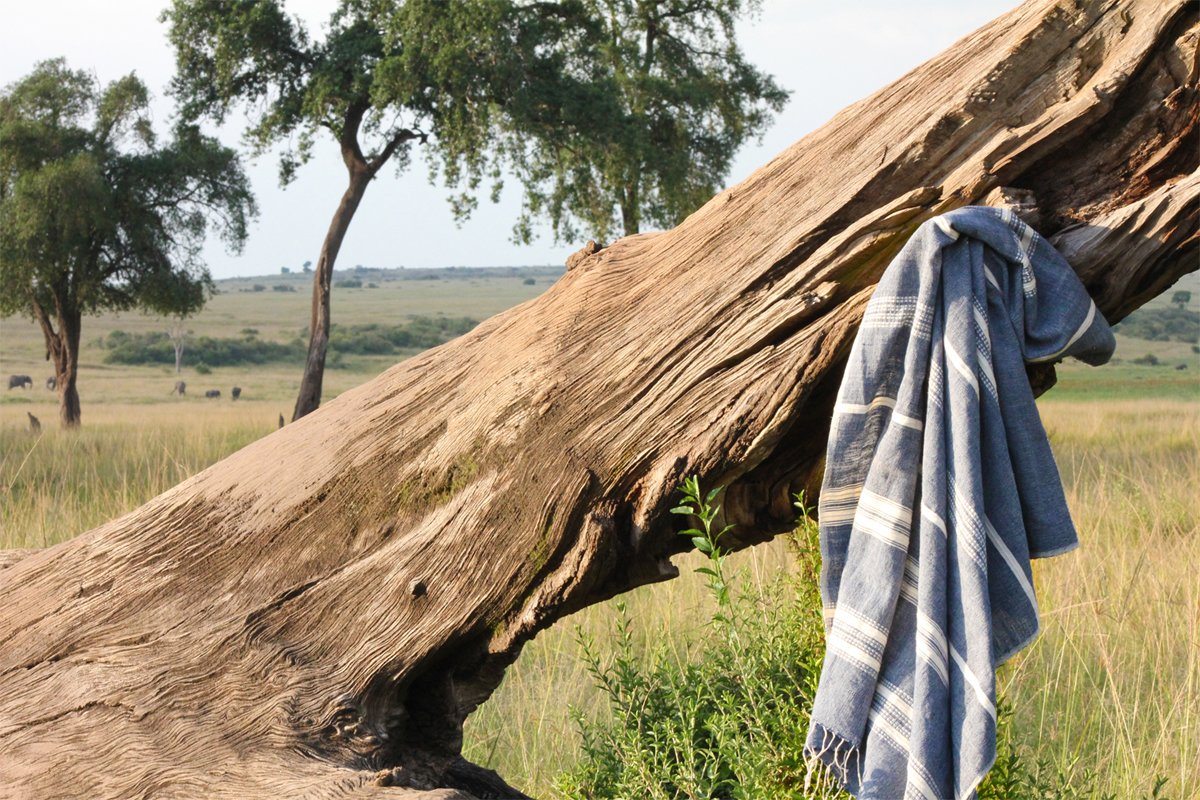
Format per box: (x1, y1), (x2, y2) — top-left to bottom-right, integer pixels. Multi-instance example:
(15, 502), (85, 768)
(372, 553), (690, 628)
(480, 0), (790, 244)
(672, 475), (735, 617)
(558, 480), (846, 799)
(164, 0), (408, 174)
(0, 59), (255, 353)
(162, 0), (311, 133)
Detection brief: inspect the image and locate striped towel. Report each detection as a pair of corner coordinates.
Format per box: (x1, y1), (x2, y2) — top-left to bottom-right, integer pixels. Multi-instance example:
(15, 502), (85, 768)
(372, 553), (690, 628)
(805, 206), (1115, 799)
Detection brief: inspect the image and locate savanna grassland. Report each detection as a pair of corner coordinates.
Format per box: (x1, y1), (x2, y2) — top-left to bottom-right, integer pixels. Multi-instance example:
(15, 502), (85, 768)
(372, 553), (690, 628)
(1, 269), (1197, 797)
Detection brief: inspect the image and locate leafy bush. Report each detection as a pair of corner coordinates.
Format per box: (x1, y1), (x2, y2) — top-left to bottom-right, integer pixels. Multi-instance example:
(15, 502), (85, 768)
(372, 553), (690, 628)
(194, 363), (211, 375)
(328, 317), (477, 355)
(555, 480), (1084, 800)
(100, 317), (478, 367)
(272, 284), (295, 292)
(102, 330), (305, 367)
(1114, 307), (1199, 343)
(252, 284), (266, 292)
(556, 483), (834, 799)
(1132, 353), (1161, 366)
(335, 278), (363, 289)
(523, 277), (537, 285)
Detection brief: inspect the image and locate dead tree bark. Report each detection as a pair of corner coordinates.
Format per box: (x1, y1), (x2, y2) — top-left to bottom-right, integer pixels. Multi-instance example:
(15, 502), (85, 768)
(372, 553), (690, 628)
(0, 1), (1195, 797)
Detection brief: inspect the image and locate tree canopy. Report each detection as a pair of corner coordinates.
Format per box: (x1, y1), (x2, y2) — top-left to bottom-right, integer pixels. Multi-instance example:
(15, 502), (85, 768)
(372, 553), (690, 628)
(160, 0), (787, 416)
(162, 0), (450, 185)
(427, 0), (791, 244)
(0, 58), (255, 425)
(162, 0), (506, 419)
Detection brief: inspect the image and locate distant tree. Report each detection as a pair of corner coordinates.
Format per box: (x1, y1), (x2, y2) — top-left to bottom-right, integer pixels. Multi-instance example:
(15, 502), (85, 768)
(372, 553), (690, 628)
(164, 0), (502, 420)
(1172, 290), (1191, 308)
(167, 318), (193, 374)
(435, 0), (789, 244)
(0, 59), (254, 427)
(303, 260), (313, 273)
(281, 266), (291, 274)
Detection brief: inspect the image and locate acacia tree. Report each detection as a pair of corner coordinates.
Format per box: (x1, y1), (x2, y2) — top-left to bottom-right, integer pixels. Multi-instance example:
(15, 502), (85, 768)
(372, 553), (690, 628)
(0, 60), (254, 427)
(167, 318), (192, 374)
(488, 0), (790, 244)
(164, 0), (499, 421)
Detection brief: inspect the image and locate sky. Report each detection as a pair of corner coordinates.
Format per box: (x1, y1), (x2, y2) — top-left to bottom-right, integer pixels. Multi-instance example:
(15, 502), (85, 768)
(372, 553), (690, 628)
(1, 0), (1018, 279)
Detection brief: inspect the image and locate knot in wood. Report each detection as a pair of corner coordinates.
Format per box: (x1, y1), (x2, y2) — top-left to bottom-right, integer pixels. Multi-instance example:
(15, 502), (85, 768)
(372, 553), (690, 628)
(566, 239), (605, 270)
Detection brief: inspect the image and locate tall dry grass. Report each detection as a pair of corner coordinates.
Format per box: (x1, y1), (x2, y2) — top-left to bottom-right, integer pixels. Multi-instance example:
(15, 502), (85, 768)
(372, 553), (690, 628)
(0, 404), (272, 549)
(463, 398), (1199, 797)
(0, 397), (1194, 797)
(1002, 399), (1200, 797)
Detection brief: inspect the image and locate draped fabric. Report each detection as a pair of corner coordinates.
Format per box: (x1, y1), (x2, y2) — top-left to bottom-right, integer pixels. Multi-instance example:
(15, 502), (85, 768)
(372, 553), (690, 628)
(805, 206), (1115, 799)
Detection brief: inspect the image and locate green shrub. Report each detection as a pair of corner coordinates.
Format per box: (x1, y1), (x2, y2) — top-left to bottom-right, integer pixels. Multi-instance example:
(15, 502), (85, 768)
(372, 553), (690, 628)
(328, 318), (477, 355)
(194, 363), (211, 375)
(101, 330), (305, 367)
(1132, 353), (1161, 366)
(1114, 307), (1199, 344)
(555, 480), (1084, 800)
(523, 277), (537, 285)
(335, 278), (363, 289)
(101, 318), (479, 368)
(272, 284), (295, 292)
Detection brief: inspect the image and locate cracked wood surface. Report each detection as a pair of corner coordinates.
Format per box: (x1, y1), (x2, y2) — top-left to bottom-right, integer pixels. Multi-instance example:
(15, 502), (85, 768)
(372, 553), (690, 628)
(0, 0), (1196, 797)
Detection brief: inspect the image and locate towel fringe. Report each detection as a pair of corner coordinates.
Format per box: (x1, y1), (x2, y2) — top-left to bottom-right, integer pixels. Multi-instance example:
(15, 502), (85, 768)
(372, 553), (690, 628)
(805, 722), (861, 793)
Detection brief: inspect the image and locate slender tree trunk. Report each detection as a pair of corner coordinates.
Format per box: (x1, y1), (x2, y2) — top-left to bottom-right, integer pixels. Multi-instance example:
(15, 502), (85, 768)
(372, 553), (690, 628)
(172, 336), (184, 374)
(293, 165), (373, 421)
(0, 2), (1195, 797)
(56, 309), (82, 428)
(30, 298), (82, 428)
(621, 181), (640, 235)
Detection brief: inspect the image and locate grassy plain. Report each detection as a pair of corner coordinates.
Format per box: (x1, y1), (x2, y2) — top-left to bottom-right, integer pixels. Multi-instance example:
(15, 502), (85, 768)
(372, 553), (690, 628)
(0, 268), (556, 413)
(0, 269), (1196, 797)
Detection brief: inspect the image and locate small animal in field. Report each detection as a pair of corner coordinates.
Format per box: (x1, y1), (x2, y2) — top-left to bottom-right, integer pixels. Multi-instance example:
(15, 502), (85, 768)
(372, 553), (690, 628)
(173, 380), (186, 396)
(231, 386), (242, 400)
(27, 412), (40, 433)
(278, 413), (285, 429)
(205, 389), (221, 399)
(8, 375), (32, 390)
(45, 376), (56, 390)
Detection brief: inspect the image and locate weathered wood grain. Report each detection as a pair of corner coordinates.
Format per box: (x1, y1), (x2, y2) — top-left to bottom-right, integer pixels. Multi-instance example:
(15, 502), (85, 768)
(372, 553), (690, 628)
(0, 1), (1195, 797)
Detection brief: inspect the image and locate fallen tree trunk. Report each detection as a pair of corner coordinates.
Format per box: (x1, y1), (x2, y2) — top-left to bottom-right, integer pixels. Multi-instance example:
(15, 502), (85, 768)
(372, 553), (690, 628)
(1, 1), (1195, 797)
